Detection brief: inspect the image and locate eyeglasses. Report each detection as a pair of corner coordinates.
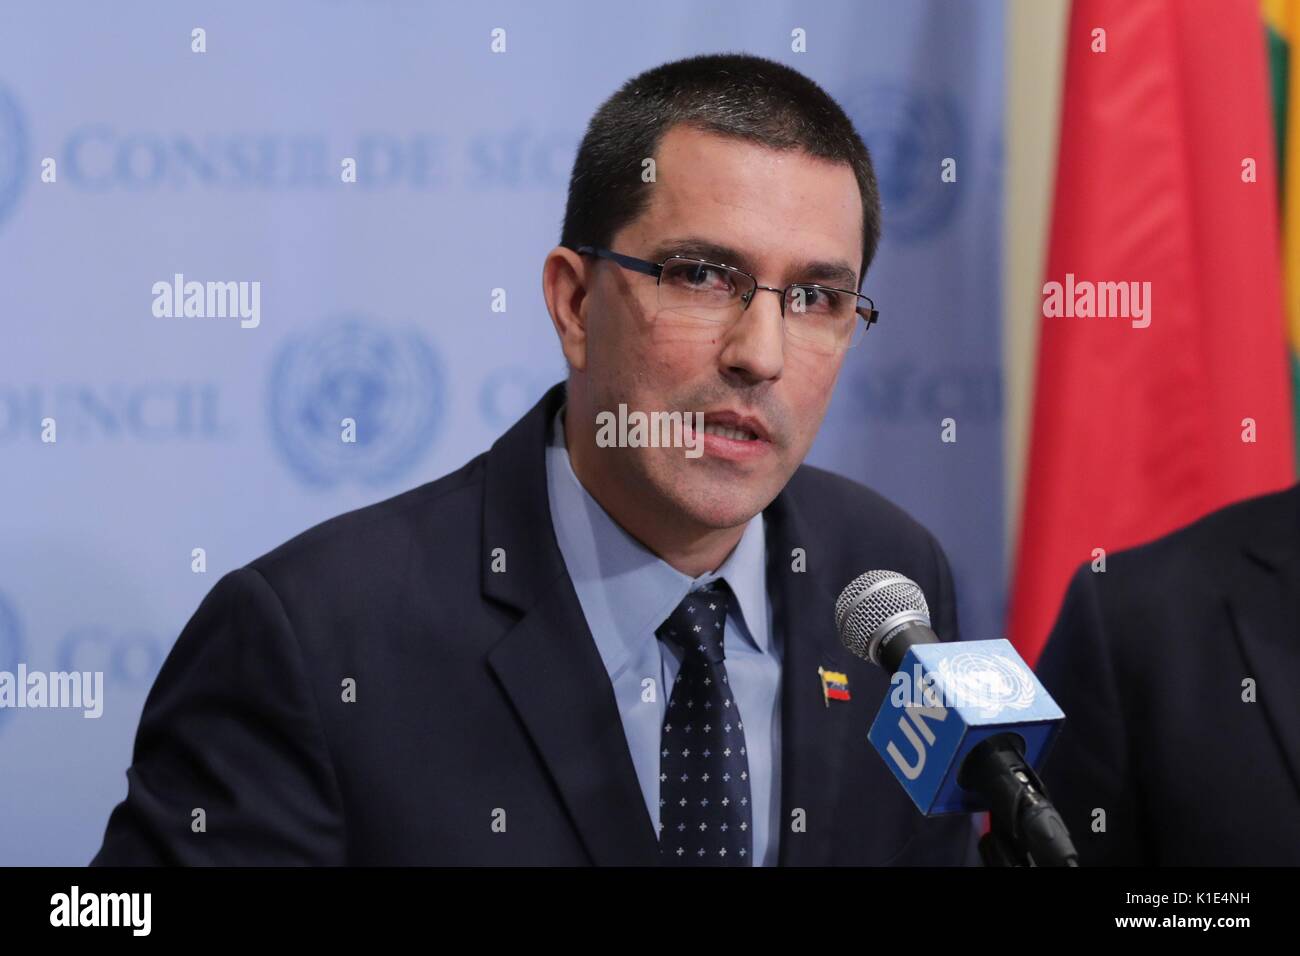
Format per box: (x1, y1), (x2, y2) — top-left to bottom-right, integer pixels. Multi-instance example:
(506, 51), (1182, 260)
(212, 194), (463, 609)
(569, 244), (879, 352)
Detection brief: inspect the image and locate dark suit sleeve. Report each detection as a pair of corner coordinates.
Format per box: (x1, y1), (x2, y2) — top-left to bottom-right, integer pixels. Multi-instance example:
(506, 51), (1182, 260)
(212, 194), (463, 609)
(1034, 563), (1145, 865)
(91, 568), (347, 865)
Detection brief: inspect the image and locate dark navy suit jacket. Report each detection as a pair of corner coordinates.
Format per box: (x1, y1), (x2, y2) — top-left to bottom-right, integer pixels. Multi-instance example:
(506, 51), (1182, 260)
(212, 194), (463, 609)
(1037, 484), (1300, 865)
(92, 382), (979, 865)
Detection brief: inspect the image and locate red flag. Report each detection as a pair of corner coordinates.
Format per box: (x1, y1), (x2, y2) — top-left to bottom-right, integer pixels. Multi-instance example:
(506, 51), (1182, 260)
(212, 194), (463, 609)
(1009, 0), (1295, 664)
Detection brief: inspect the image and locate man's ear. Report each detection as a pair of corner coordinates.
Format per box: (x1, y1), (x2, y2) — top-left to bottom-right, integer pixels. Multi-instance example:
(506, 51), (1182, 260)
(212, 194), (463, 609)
(542, 246), (589, 371)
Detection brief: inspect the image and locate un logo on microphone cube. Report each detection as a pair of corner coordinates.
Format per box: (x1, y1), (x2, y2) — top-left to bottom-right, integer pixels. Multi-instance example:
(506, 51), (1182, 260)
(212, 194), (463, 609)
(868, 639), (1064, 814)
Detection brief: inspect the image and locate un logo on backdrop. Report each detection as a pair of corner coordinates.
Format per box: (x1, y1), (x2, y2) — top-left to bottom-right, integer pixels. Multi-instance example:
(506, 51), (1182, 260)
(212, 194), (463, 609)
(269, 315), (443, 487)
(0, 83), (28, 229)
(0, 591), (23, 732)
(842, 81), (963, 241)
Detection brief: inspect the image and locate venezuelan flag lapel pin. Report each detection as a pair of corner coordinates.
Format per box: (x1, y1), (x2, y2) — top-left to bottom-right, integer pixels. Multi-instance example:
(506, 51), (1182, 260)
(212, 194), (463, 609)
(818, 666), (850, 707)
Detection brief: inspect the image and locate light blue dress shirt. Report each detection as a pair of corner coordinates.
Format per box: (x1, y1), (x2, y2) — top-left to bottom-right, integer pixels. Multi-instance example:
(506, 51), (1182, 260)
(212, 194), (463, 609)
(544, 406), (784, 865)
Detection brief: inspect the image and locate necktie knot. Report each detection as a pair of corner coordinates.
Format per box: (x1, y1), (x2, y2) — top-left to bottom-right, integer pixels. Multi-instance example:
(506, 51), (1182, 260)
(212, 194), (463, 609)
(657, 580), (731, 665)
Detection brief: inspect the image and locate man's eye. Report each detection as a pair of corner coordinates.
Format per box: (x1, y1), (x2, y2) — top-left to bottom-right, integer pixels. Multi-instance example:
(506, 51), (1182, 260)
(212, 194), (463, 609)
(793, 286), (841, 312)
(666, 263), (733, 291)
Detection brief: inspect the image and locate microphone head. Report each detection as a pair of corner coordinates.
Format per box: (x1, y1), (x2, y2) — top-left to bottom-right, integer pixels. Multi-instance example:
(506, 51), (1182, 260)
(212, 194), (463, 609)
(835, 570), (931, 667)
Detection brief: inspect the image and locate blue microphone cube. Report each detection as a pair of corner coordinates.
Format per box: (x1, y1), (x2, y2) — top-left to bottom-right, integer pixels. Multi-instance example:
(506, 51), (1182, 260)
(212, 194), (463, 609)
(867, 638), (1065, 815)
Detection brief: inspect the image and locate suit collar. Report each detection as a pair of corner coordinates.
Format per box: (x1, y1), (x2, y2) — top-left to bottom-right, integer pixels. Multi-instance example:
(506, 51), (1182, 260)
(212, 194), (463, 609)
(482, 380), (854, 865)
(1228, 484), (1300, 805)
(480, 382), (570, 615)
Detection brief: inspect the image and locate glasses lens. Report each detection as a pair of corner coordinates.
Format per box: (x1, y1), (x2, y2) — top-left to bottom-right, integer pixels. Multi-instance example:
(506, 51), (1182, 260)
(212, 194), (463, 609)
(784, 285), (869, 351)
(657, 258), (751, 321)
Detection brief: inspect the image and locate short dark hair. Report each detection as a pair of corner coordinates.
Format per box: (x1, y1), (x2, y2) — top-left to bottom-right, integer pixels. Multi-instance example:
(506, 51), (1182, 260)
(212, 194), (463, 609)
(560, 52), (882, 286)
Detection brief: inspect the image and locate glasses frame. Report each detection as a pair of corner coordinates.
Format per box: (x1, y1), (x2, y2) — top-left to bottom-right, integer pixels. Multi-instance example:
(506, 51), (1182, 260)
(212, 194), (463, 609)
(570, 244), (879, 348)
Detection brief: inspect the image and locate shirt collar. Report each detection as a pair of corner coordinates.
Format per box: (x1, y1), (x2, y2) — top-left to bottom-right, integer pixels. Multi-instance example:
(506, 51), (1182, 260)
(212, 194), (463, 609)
(545, 403), (770, 679)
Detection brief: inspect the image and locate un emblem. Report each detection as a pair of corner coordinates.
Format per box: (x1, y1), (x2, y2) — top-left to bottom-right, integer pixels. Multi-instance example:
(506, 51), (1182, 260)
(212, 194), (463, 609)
(269, 315), (443, 487)
(0, 591), (23, 731)
(843, 81), (964, 241)
(937, 651), (1036, 718)
(0, 83), (28, 228)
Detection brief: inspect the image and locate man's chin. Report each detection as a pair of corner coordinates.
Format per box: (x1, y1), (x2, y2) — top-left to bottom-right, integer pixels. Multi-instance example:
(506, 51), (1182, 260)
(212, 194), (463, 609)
(639, 450), (791, 530)
(663, 482), (777, 531)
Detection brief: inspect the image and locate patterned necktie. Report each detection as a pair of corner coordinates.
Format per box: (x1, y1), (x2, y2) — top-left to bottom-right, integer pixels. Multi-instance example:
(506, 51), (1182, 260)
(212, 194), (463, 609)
(656, 580), (754, 865)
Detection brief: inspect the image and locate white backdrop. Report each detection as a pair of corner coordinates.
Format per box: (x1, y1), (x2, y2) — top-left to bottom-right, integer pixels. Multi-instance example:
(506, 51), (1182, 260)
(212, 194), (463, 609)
(0, 0), (1004, 864)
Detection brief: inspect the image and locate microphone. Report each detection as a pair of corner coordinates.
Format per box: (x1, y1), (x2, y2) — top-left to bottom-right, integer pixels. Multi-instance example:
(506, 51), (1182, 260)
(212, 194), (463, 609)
(835, 570), (1078, 867)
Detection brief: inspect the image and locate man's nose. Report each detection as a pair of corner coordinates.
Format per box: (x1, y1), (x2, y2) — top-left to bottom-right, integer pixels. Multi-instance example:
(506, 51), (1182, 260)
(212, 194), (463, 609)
(718, 289), (785, 384)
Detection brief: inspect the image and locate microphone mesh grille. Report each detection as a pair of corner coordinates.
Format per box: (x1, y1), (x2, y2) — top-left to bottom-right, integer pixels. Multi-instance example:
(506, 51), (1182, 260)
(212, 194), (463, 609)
(834, 570), (930, 659)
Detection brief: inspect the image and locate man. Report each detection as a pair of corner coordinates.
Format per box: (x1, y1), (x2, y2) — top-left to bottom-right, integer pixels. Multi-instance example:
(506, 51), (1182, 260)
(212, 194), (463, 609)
(92, 52), (978, 866)
(1036, 483), (1300, 865)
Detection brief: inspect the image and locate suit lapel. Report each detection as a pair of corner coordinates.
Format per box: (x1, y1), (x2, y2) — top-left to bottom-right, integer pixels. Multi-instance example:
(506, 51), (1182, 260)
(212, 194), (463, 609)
(481, 382), (660, 865)
(1226, 490), (1300, 806)
(487, 579), (661, 864)
(765, 490), (856, 865)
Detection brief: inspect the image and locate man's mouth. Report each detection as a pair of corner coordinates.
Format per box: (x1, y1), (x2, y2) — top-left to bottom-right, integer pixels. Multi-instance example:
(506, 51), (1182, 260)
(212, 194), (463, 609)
(702, 422), (760, 442)
(698, 410), (773, 443)
(682, 410), (775, 462)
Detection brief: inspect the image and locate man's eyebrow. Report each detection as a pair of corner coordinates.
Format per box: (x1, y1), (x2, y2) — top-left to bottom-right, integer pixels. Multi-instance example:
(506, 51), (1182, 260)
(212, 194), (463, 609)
(645, 236), (859, 289)
(789, 259), (859, 290)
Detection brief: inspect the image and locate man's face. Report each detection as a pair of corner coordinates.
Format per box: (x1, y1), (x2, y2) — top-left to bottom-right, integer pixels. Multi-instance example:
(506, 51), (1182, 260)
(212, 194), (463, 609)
(573, 123), (865, 531)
